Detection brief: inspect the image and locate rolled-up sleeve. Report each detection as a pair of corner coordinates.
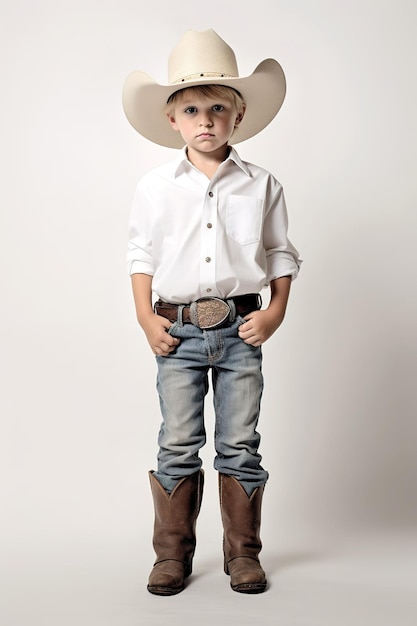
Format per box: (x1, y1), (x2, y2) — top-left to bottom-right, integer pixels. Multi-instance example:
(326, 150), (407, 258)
(263, 184), (302, 282)
(127, 182), (155, 276)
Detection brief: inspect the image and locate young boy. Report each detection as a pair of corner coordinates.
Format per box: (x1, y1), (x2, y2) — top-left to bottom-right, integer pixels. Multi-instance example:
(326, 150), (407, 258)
(123, 29), (301, 596)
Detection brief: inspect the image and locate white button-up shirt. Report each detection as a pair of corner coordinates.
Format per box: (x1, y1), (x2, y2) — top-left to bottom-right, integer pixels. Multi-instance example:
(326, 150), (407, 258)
(127, 147), (301, 304)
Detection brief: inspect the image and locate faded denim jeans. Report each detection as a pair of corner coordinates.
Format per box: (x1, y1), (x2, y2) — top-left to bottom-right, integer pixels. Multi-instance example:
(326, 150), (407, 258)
(153, 315), (268, 495)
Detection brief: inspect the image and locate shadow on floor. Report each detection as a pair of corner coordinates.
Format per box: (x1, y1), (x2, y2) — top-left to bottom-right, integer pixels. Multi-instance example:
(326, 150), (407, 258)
(191, 549), (324, 582)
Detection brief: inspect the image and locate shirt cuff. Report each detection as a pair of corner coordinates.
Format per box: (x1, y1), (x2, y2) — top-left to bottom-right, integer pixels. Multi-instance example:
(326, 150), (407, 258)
(127, 259), (154, 276)
(267, 252), (302, 282)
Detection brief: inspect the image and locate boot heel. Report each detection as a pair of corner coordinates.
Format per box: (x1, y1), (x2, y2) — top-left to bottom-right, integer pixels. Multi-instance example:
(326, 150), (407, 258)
(185, 562), (193, 578)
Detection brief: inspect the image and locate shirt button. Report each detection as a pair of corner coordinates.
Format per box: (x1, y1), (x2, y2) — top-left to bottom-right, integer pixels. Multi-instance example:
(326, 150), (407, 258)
(206, 288), (212, 293)
(207, 223), (212, 229)
(205, 257), (211, 263)
(208, 191), (214, 197)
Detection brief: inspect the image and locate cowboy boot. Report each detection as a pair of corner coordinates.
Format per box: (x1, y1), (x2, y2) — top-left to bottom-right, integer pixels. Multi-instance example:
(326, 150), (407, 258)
(219, 473), (267, 593)
(147, 470), (204, 595)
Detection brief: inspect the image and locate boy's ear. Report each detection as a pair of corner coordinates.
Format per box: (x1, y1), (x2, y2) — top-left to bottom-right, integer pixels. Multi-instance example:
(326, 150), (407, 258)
(167, 113), (179, 131)
(235, 106), (246, 127)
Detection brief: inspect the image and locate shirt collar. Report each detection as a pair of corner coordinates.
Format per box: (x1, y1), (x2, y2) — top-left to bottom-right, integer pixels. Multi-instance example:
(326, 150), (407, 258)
(226, 146), (251, 176)
(172, 147), (191, 177)
(172, 145), (251, 178)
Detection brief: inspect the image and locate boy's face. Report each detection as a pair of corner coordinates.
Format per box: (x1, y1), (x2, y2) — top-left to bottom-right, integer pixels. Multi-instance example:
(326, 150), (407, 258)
(167, 92), (245, 158)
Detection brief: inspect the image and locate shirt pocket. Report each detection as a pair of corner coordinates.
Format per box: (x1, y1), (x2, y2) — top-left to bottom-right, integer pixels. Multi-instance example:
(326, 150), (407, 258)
(226, 195), (263, 245)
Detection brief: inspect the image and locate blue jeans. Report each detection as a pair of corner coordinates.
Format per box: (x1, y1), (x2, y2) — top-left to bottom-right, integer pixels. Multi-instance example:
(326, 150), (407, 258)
(153, 315), (268, 495)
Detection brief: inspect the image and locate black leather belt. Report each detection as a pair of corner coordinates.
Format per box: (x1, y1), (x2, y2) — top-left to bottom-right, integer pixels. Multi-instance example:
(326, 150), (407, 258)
(154, 294), (261, 330)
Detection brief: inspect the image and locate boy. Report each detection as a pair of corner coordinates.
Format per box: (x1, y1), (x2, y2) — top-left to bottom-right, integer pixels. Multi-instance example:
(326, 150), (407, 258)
(123, 29), (301, 596)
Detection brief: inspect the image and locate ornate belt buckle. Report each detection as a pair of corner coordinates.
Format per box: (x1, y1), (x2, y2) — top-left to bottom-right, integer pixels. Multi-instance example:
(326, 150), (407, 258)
(189, 297), (231, 329)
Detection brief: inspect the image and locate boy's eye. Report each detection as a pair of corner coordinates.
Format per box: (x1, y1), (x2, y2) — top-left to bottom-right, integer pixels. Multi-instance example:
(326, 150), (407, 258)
(184, 106), (197, 114)
(212, 105), (225, 112)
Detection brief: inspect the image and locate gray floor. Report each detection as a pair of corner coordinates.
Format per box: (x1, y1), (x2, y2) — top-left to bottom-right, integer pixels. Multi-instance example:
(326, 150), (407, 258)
(2, 528), (415, 626)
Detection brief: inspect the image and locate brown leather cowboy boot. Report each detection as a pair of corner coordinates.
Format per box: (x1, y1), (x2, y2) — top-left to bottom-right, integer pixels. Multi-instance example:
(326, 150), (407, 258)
(219, 473), (267, 593)
(147, 470), (204, 595)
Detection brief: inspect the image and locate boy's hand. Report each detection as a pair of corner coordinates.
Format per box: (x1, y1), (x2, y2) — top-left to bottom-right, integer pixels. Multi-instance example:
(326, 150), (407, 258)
(238, 276), (291, 346)
(238, 309), (284, 347)
(141, 313), (180, 356)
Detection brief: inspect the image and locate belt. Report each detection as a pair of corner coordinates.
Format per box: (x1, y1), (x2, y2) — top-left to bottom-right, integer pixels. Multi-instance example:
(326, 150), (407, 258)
(154, 294), (262, 330)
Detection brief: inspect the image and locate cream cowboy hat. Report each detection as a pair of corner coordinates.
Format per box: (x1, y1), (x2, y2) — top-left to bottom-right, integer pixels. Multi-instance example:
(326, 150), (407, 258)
(122, 29), (286, 148)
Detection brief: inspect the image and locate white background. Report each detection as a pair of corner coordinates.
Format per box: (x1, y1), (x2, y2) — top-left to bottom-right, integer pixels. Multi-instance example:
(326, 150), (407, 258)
(1, 1), (416, 624)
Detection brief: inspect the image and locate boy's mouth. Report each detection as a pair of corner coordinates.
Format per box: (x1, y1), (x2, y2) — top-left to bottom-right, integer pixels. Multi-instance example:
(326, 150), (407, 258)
(197, 132), (214, 138)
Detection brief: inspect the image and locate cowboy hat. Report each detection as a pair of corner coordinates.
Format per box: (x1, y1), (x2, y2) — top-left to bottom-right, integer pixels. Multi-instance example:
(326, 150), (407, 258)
(122, 29), (286, 148)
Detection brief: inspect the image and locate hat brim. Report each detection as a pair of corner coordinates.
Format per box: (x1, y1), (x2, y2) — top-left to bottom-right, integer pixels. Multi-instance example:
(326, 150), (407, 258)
(122, 58), (286, 148)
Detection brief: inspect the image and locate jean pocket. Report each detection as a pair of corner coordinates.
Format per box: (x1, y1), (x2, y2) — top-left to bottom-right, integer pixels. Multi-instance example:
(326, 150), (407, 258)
(167, 321), (179, 336)
(226, 195), (263, 245)
(235, 315), (247, 340)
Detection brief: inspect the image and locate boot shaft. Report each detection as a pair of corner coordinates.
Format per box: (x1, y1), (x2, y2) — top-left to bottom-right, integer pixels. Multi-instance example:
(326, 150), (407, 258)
(149, 470), (204, 565)
(219, 473), (264, 561)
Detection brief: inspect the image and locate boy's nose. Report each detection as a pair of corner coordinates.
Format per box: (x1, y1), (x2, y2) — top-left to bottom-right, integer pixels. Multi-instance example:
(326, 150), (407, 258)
(199, 113), (213, 126)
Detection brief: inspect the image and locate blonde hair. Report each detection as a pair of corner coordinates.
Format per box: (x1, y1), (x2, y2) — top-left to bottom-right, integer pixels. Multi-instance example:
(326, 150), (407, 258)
(165, 84), (246, 116)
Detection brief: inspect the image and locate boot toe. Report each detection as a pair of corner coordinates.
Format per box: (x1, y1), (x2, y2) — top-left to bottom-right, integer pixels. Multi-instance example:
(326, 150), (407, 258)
(228, 557), (267, 594)
(147, 560), (186, 595)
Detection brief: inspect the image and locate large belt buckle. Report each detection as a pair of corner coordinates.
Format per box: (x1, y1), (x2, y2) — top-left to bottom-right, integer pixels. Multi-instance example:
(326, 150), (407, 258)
(189, 297), (231, 329)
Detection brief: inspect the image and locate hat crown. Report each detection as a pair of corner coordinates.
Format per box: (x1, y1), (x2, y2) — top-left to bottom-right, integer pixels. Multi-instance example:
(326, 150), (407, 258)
(168, 29), (239, 85)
